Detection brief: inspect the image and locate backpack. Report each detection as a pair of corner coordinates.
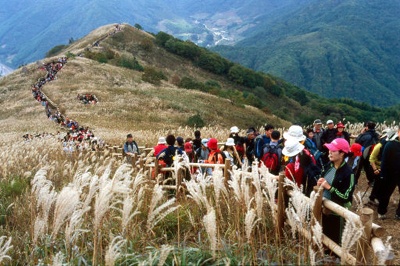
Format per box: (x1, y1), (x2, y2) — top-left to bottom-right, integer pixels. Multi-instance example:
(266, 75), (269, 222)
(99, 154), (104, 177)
(213, 151), (227, 164)
(255, 135), (270, 159)
(305, 138), (322, 161)
(261, 144), (281, 174)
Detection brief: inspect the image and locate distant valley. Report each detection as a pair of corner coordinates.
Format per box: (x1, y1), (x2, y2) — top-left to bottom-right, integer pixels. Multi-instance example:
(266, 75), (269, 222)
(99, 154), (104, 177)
(0, 0), (399, 106)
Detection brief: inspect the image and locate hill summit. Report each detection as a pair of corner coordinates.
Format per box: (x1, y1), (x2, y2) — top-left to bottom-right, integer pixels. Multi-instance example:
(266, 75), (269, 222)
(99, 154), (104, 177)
(0, 24), (288, 142)
(0, 23), (398, 143)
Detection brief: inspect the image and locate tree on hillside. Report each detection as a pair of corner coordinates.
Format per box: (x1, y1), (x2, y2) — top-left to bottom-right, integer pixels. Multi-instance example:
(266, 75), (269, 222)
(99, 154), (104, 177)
(134, 23), (143, 30)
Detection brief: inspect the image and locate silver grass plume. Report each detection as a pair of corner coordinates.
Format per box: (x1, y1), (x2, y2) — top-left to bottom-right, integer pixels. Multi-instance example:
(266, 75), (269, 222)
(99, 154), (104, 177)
(252, 164), (265, 219)
(203, 207), (217, 257)
(185, 175), (212, 211)
(377, 237), (393, 265)
(212, 168), (228, 206)
(105, 235), (126, 266)
(147, 184), (180, 231)
(65, 208), (90, 251)
(52, 251), (65, 266)
(245, 208), (260, 243)
(341, 219), (363, 264)
(52, 185), (81, 238)
(262, 172), (278, 224)
(0, 236), (12, 263)
(157, 245), (173, 266)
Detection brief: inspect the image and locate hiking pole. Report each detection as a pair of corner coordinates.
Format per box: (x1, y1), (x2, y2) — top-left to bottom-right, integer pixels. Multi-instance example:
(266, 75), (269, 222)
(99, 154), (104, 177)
(361, 185), (371, 200)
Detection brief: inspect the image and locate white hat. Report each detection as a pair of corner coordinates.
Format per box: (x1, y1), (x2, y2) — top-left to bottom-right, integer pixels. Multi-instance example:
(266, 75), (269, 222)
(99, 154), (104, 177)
(283, 125), (306, 142)
(157, 137), (166, 144)
(225, 138), (235, 146)
(326, 119), (334, 124)
(282, 138), (305, 157)
(230, 126), (239, 133)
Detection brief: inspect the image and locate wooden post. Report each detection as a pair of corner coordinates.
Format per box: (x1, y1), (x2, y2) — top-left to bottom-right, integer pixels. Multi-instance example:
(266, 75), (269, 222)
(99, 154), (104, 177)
(277, 173), (285, 238)
(154, 160), (160, 181)
(139, 154), (144, 171)
(356, 207), (373, 265)
(176, 168), (183, 198)
(223, 160), (231, 188)
(371, 237), (394, 265)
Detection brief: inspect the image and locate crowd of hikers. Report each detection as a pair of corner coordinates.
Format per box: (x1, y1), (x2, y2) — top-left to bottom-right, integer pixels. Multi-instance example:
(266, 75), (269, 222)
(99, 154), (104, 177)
(124, 120), (400, 246)
(77, 93), (98, 104)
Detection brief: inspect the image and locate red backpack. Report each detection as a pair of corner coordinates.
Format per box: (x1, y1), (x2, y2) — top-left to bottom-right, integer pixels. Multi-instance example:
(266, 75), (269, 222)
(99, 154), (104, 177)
(261, 144), (281, 173)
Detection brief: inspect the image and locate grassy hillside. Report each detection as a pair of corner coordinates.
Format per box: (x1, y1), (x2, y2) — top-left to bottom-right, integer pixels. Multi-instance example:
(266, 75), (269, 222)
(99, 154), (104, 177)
(213, 0), (400, 107)
(0, 24), (289, 143)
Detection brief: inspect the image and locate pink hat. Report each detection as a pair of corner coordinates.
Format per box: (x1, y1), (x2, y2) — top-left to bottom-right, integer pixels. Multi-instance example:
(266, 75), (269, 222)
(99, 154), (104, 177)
(207, 138), (218, 150)
(324, 138), (350, 153)
(350, 143), (362, 157)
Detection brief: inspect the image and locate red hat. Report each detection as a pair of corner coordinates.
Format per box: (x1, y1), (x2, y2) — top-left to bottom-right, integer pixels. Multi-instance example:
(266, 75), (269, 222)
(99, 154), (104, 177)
(337, 122), (345, 128)
(350, 143), (362, 157)
(207, 138), (218, 150)
(324, 138), (350, 153)
(184, 142), (192, 153)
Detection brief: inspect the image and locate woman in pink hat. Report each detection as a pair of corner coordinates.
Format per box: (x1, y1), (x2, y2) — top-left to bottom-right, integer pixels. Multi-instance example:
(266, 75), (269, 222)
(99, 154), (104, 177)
(317, 138), (354, 245)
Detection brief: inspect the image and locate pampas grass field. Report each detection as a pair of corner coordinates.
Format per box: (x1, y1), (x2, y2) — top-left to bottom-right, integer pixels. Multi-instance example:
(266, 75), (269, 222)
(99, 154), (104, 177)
(0, 121), (397, 265)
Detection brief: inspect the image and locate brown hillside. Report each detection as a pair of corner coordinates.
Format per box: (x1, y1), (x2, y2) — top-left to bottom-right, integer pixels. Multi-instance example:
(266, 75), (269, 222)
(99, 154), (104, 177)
(0, 24), (289, 143)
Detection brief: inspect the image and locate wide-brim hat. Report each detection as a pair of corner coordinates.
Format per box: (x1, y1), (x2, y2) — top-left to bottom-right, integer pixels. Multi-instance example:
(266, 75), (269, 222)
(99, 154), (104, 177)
(283, 125), (306, 142)
(282, 139), (305, 157)
(230, 126), (239, 133)
(157, 137), (166, 144)
(225, 138), (235, 146)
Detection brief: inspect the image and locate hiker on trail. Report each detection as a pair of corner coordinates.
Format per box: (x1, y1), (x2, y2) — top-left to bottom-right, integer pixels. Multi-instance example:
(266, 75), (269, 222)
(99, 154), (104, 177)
(335, 122), (350, 144)
(154, 137), (168, 156)
(368, 129), (397, 206)
(305, 128), (323, 168)
(157, 135), (183, 167)
(283, 138), (305, 186)
(346, 143), (362, 176)
(205, 138), (225, 172)
(377, 127), (400, 220)
(321, 119), (337, 146)
(176, 137), (185, 153)
(317, 138), (354, 245)
(229, 126), (245, 160)
(243, 127), (257, 165)
(261, 130), (283, 175)
(124, 134), (139, 164)
(184, 139), (194, 162)
(283, 128), (321, 196)
(194, 138), (211, 175)
(192, 130), (202, 152)
(254, 124), (274, 160)
(221, 138), (242, 168)
(355, 121), (379, 185)
(312, 119), (325, 151)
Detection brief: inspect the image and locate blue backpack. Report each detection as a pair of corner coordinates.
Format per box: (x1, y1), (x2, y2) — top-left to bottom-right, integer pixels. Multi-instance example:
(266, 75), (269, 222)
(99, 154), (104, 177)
(255, 135), (270, 159)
